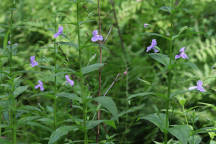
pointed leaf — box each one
[14,86,28,98]
[188,135,201,144]
[86,120,104,130]
[141,113,167,132]
[168,125,192,144]
[128,92,154,100]
[81,63,104,74]
[149,53,170,66]
[48,126,78,144]
[56,92,81,102]
[94,96,118,120]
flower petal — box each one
[188,86,197,90]
[175,54,181,59]
[180,47,185,52]
[91,36,98,42]
[98,35,103,41]
[92,30,98,35]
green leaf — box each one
[94,96,118,120]
[14,86,28,98]
[172,26,188,40]
[149,53,170,66]
[104,120,116,129]
[3,30,10,50]
[86,120,104,130]
[160,6,172,13]
[81,63,104,74]
[168,125,192,144]
[141,113,167,132]
[128,92,154,100]
[188,135,202,144]
[210,140,216,144]
[48,126,78,144]
[118,104,145,117]
[56,92,81,102]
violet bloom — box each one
[175,47,188,59]
[54,26,63,38]
[8,41,11,45]
[30,56,38,67]
[188,80,206,92]
[65,75,74,86]
[146,39,159,53]
[35,80,44,91]
[144,23,149,28]
[91,30,103,42]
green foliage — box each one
[0,0,215,143]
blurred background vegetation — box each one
[0,0,216,143]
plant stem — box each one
[53,15,57,130]
[164,0,174,143]
[97,0,102,143]
[182,106,188,125]
[9,7,16,144]
[76,1,88,143]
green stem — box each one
[53,15,57,130]
[182,106,188,125]
[9,7,16,144]
[164,1,174,143]
[76,1,88,143]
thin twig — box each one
[103,73,121,96]
[104,25,113,43]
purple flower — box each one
[144,23,149,28]
[8,41,11,45]
[91,30,103,42]
[35,80,44,91]
[188,80,206,92]
[54,26,63,38]
[65,75,74,86]
[175,47,188,59]
[30,56,38,67]
[146,39,159,53]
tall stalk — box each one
[53,15,57,130]
[8,5,16,144]
[164,0,174,143]
[76,1,88,143]
[96,0,102,143]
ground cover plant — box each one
[0,0,216,143]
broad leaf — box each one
[14,86,28,98]
[48,126,78,144]
[188,135,202,144]
[149,53,170,66]
[141,113,167,132]
[168,125,192,144]
[57,92,81,102]
[86,120,104,130]
[94,96,118,120]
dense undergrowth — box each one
[0,0,216,144]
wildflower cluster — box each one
[145,35,205,93]
[31,26,74,92]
